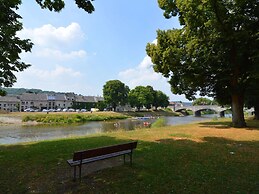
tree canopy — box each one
[153,90,169,110]
[103,80,129,111]
[146,0,259,127]
[128,86,154,111]
[0,0,33,95]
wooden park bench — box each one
[67,141,138,180]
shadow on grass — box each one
[1,135,259,193]
[198,119,259,130]
[198,121,233,129]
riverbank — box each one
[1,118,258,193]
[0,110,179,125]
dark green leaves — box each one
[0,0,33,91]
[103,80,130,111]
[35,0,95,13]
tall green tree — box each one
[128,86,154,111]
[0,0,33,96]
[153,90,169,110]
[146,0,259,127]
[103,80,129,111]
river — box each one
[0,114,221,145]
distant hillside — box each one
[1,88,56,96]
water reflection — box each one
[0,115,219,145]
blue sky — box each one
[15,0,189,102]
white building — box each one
[0,96,20,112]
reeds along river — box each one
[0,114,221,145]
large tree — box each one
[103,80,129,111]
[128,86,154,111]
[146,0,259,127]
[153,90,169,110]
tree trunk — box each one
[254,104,259,120]
[231,93,246,127]
[113,105,116,112]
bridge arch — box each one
[175,105,228,117]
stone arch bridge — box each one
[174,105,228,117]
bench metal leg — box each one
[73,166,77,181]
[130,152,132,166]
[123,154,126,164]
[79,165,82,182]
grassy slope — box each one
[0,118,259,193]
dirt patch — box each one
[0,116,22,125]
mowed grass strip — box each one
[0,118,259,193]
[21,112,129,124]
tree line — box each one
[103,80,169,111]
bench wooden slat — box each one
[67,149,131,167]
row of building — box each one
[0,93,104,112]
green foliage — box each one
[147,0,259,127]
[2,87,44,95]
[153,90,169,109]
[151,117,166,128]
[0,90,6,96]
[128,86,154,111]
[35,0,95,13]
[192,97,213,106]
[0,0,33,93]
[96,101,107,111]
[22,113,129,124]
[103,80,130,111]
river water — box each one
[0,114,220,145]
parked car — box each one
[68,108,75,112]
[24,108,34,112]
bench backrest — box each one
[73,141,138,161]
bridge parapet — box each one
[175,105,227,113]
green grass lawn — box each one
[0,118,259,193]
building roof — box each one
[47,94,66,101]
[20,93,47,101]
[0,96,20,102]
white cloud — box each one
[14,65,83,92]
[119,55,163,87]
[35,48,87,60]
[18,22,84,47]
[30,65,82,78]
[118,55,188,102]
